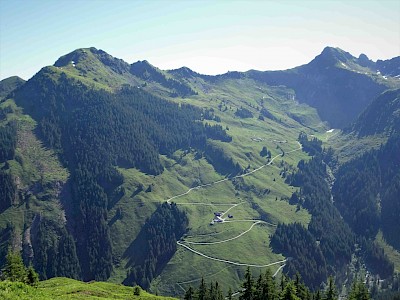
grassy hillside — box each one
[106,75,318,295]
[1,47,399,297]
[0,278,176,300]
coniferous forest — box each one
[274,134,396,288]
[182,267,388,300]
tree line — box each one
[183,268,375,300]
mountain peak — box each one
[309,46,355,68]
[167,66,199,78]
[357,53,375,68]
[54,47,130,75]
[130,60,160,78]
[53,48,90,67]
[0,76,26,99]
[131,59,155,69]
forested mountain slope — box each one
[347,88,400,137]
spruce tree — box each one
[348,280,371,300]
[2,249,26,282]
[262,268,277,300]
[240,267,255,300]
[198,277,207,300]
[324,277,338,300]
[227,287,233,300]
[25,264,39,287]
[215,281,223,300]
[281,281,300,300]
[184,286,194,300]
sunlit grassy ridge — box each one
[0,278,177,300]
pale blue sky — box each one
[1,0,399,80]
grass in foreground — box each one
[0,278,177,300]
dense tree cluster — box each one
[204,143,242,176]
[348,88,400,137]
[361,239,394,279]
[0,224,14,269]
[235,107,253,118]
[124,203,188,289]
[1,249,39,287]
[184,268,373,300]
[298,132,322,156]
[281,137,354,287]
[0,122,17,162]
[31,218,81,280]
[202,108,221,122]
[260,146,271,158]
[333,135,400,250]
[270,223,328,288]
[204,123,232,142]
[286,155,354,267]
[0,122,17,213]
[281,134,396,286]
[0,170,16,213]
[259,108,278,121]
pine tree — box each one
[294,273,309,300]
[2,249,26,282]
[198,277,207,300]
[262,268,277,300]
[240,267,255,300]
[315,290,322,300]
[184,286,194,300]
[255,273,265,300]
[208,281,215,300]
[227,287,233,300]
[324,277,337,300]
[56,231,81,279]
[348,280,370,300]
[281,281,300,300]
[215,281,223,300]
[25,264,39,287]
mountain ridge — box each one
[1,45,400,297]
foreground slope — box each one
[0,277,176,300]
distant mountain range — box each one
[1,46,399,298]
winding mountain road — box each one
[167,141,301,290]
[177,241,289,268]
[166,141,302,204]
[183,220,268,245]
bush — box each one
[133,285,141,296]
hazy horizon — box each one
[1,0,399,80]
